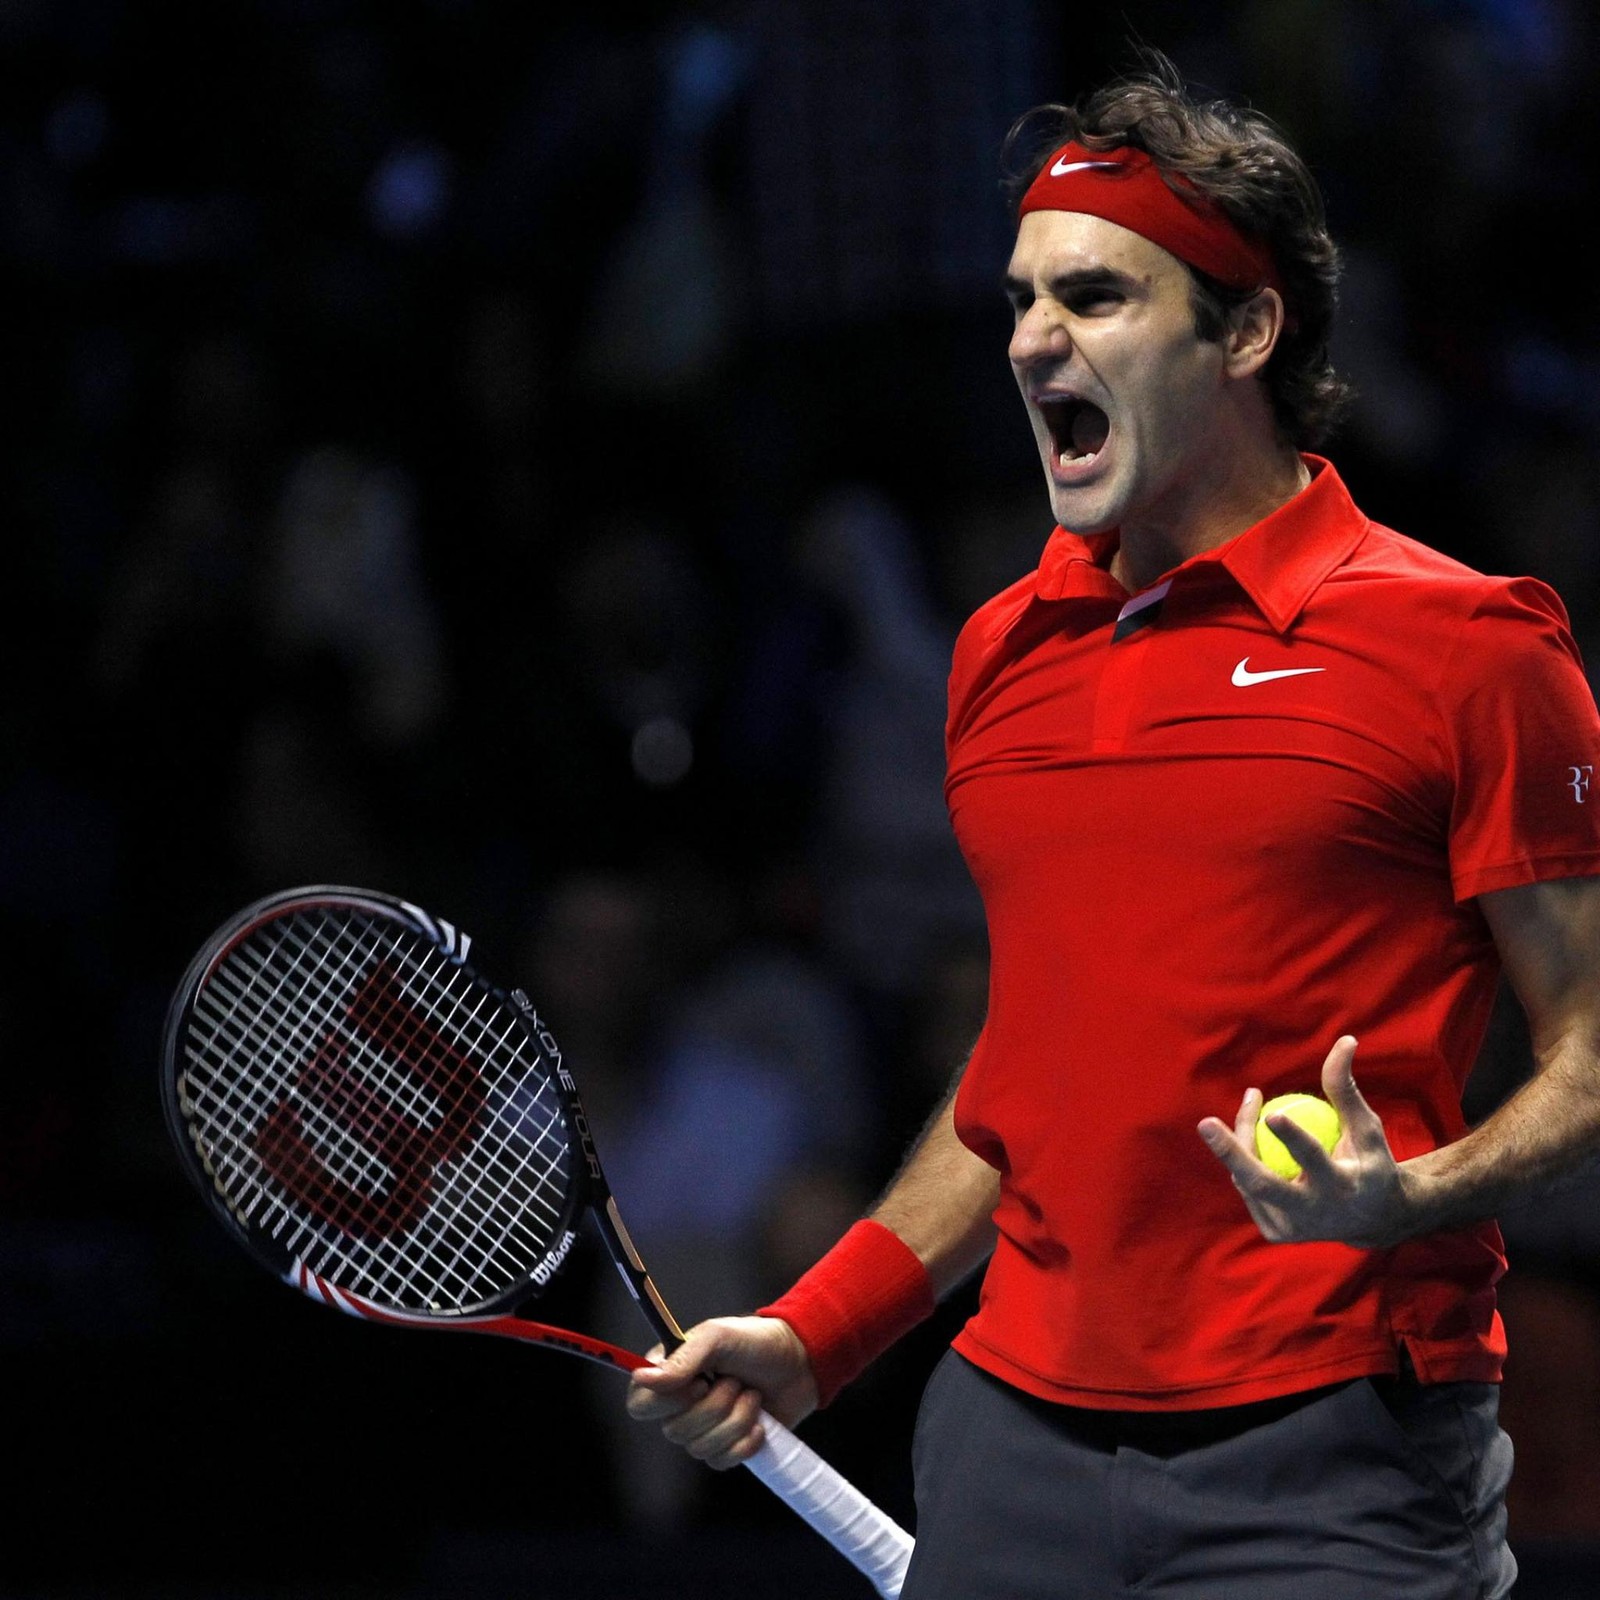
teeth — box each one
[1059,449,1098,468]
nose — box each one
[1009,299,1073,369]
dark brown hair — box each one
[1002,51,1352,448]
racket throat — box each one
[603,1196,687,1346]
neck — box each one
[1109,435,1312,595]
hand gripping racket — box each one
[161,886,913,1599]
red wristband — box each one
[757,1219,936,1408]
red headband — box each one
[1019,141,1286,302]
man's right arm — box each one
[872,1079,1002,1290]
[624,1076,999,1469]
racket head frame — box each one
[161,884,664,1328]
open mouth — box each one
[1039,395,1110,469]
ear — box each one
[1223,288,1286,380]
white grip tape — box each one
[741,1410,914,1598]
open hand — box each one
[1197,1036,1414,1249]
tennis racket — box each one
[162,884,913,1599]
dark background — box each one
[5,1,1600,1595]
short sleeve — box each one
[1439,576,1600,902]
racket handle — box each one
[742,1410,914,1599]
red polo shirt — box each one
[945,457,1600,1410]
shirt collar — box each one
[1031,455,1370,635]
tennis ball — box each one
[1255,1093,1341,1179]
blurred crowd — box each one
[4,0,1600,1593]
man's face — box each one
[1006,209,1234,539]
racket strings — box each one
[189,920,491,1299]
[195,916,566,1307]
[260,954,486,1234]
[180,906,577,1313]
[193,920,460,1226]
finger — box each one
[1198,1093,1270,1175]
[661,1374,749,1450]
[682,1384,768,1470]
[625,1370,711,1422]
[1319,1036,1376,1137]
[1232,1086,1263,1148]
[1197,1114,1244,1164]
[628,1323,727,1391]
[1197,1115,1277,1189]
[716,1414,771,1467]
[624,1342,669,1411]
[1264,1111,1339,1182]
[1198,1121,1299,1245]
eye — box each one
[1067,286,1123,313]
[1006,290,1034,319]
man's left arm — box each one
[1198,874,1600,1249]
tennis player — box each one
[628,54,1600,1597]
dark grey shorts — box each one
[904,1351,1515,1599]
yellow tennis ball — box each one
[1255,1093,1341,1179]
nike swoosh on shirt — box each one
[1232,658,1327,687]
[1050,157,1122,177]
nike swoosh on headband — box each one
[1049,157,1123,177]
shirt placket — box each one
[1092,579,1171,752]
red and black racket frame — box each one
[162,884,688,1372]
